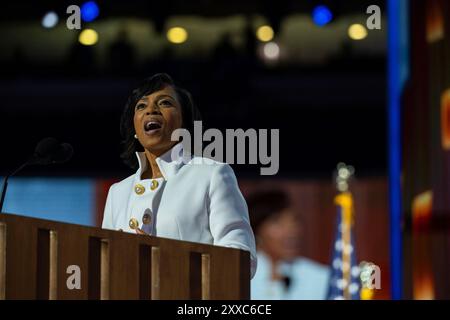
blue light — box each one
[2,178,95,227]
[81,1,100,22]
[312,5,333,26]
[388,0,409,300]
[42,11,59,29]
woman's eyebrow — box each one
[136,99,147,105]
[137,94,176,105]
[155,94,176,101]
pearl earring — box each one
[134,134,138,139]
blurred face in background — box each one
[257,208,303,262]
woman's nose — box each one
[146,103,161,115]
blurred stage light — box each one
[256,25,274,42]
[81,1,100,22]
[78,29,98,46]
[42,11,59,29]
[348,24,368,40]
[312,5,333,26]
[167,27,188,44]
[263,42,280,60]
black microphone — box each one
[33,139,74,165]
[0,137,74,212]
[53,143,74,164]
[29,137,60,165]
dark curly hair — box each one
[246,190,291,234]
[120,73,201,169]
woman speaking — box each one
[102,73,257,277]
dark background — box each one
[0,0,386,179]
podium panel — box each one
[0,213,250,300]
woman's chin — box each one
[141,138,175,154]
[141,137,163,149]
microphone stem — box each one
[0,160,32,213]
[0,178,8,213]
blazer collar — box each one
[135,143,189,180]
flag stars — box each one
[333,258,342,269]
[327,191,360,300]
[351,266,360,277]
[349,283,360,294]
[335,240,343,251]
[343,244,354,254]
[336,278,348,289]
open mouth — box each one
[144,120,162,135]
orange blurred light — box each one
[411,190,435,300]
[426,0,444,43]
[412,190,433,231]
[441,89,450,150]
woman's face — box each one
[133,85,183,156]
[258,209,303,262]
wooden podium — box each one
[0,213,250,300]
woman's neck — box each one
[141,149,164,180]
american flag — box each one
[326,192,361,300]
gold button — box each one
[142,212,151,225]
[129,218,139,230]
[134,184,145,195]
[150,180,159,191]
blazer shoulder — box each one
[108,173,136,194]
[186,156,234,174]
[181,157,237,183]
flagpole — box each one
[335,163,355,300]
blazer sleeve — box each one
[102,185,115,230]
[208,163,257,279]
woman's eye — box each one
[158,99,172,107]
[135,103,146,110]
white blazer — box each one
[102,143,257,278]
